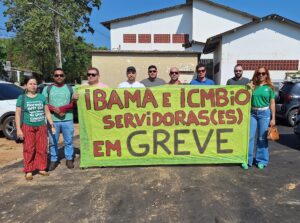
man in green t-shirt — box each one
[42,68,75,171]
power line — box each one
[92,27,110,39]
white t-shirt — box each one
[118,81,145,88]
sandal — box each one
[25,172,33,181]
[38,171,50,176]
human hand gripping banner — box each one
[76,85,251,167]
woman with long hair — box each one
[15,77,55,180]
[242,66,276,170]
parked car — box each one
[0,81,24,139]
[294,106,300,138]
[276,80,300,126]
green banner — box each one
[76,85,251,167]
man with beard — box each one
[141,65,166,87]
[42,68,75,171]
[118,66,145,88]
[226,64,250,85]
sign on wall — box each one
[77,86,251,167]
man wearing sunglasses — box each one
[168,67,181,85]
[42,68,75,171]
[141,65,166,87]
[73,67,109,101]
[190,64,215,85]
[226,64,250,85]
[118,66,145,88]
[86,67,109,88]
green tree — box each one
[0,39,9,80]
[2,0,101,80]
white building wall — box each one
[192,0,252,43]
[220,20,300,85]
[110,7,192,51]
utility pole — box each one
[53,0,62,68]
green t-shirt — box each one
[42,84,74,122]
[16,93,47,127]
[251,85,275,107]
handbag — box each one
[13,94,25,144]
[267,126,280,141]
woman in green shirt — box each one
[242,66,276,170]
[15,77,55,180]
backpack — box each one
[46,84,73,103]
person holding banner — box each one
[141,65,166,87]
[242,66,276,170]
[168,67,181,85]
[15,77,55,180]
[190,64,215,85]
[73,67,109,101]
[226,64,250,85]
[86,67,109,88]
[118,66,145,88]
[43,68,75,171]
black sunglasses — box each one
[197,69,206,73]
[54,74,64,78]
[170,71,179,75]
[87,73,97,77]
[257,72,267,76]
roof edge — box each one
[203,14,300,54]
[101,0,259,30]
[92,50,200,54]
[101,3,191,30]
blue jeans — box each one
[248,109,270,166]
[48,120,74,162]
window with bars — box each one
[154,34,171,43]
[123,34,136,43]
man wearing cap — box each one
[226,64,250,85]
[118,66,145,88]
[141,65,166,87]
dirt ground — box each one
[0,123,79,167]
[0,124,299,222]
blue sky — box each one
[1,0,300,48]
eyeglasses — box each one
[234,70,243,73]
[197,69,206,73]
[54,74,64,78]
[149,70,157,73]
[170,71,179,75]
[87,73,97,77]
[257,72,267,76]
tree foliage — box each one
[1,0,102,82]
[0,41,7,79]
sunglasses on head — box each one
[170,71,178,75]
[54,74,64,78]
[87,73,97,77]
[197,69,206,73]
